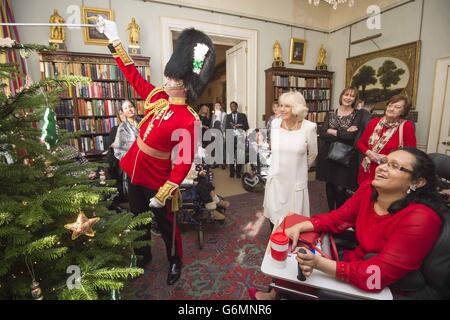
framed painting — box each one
[82,6,114,45]
[346,41,421,110]
[289,38,306,65]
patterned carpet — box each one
[123,180,328,300]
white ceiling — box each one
[144,0,409,32]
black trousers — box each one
[128,181,181,263]
[325,182,350,211]
[228,137,243,177]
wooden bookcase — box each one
[39,51,150,157]
[265,67,334,125]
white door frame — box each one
[427,56,450,153]
[160,16,258,128]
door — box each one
[438,64,450,154]
[226,41,247,115]
[428,57,450,154]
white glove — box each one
[149,197,164,208]
[95,16,120,42]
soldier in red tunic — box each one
[96,17,216,285]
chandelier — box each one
[308,0,355,10]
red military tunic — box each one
[109,41,198,203]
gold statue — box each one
[316,45,327,70]
[49,9,65,43]
[127,18,140,47]
[272,41,284,67]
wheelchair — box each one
[176,164,227,249]
[241,129,271,192]
[271,153,450,300]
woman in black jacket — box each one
[316,87,363,210]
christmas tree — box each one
[0,39,151,300]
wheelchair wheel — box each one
[242,172,256,192]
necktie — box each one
[233,114,237,124]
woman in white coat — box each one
[263,91,318,229]
[250,91,318,300]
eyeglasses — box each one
[379,158,413,174]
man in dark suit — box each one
[225,101,249,178]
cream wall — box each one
[12,0,328,128]
[328,0,407,30]
[328,0,450,149]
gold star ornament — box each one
[64,212,100,240]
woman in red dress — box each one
[284,148,446,296]
[356,95,416,184]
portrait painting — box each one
[289,38,306,65]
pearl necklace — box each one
[282,120,301,131]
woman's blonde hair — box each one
[278,91,308,120]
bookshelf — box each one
[39,51,150,156]
[265,67,334,125]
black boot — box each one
[167,259,182,285]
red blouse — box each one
[356,117,416,184]
[310,181,442,292]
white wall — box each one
[328,0,450,148]
[12,0,328,128]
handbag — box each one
[276,213,339,261]
[326,141,354,167]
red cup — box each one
[270,232,289,263]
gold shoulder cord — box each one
[187,105,200,121]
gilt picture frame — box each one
[346,41,421,110]
[289,38,306,65]
[82,6,114,45]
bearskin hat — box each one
[164,28,216,104]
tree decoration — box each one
[64,212,100,240]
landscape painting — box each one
[346,41,421,110]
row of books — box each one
[306,111,329,123]
[56,98,145,118]
[273,87,331,101]
[75,135,112,153]
[78,118,119,134]
[41,62,70,79]
[75,82,124,99]
[77,99,123,117]
[72,63,125,80]
[273,76,329,88]
[318,78,331,89]
[307,100,331,112]
[287,76,308,88]
[41,61,150,81]
[127,83,143,99]
[57,119,77,132]
[301,89,319,100]
[55,99,74,117]
[318,89,331,100]
[135,100,145,115]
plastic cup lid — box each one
[271,232,289,245]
